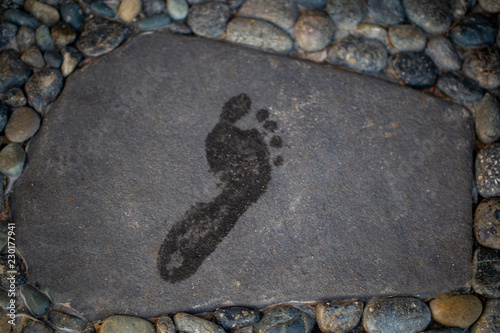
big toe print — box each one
[157,93,284,283]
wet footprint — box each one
[157,93,283,283]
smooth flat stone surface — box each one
[12,32,473,321]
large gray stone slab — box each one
[12,32,473,321]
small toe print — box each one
[264,120,278,132]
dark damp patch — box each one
[264,120,278,132]
[273,155,284,166]
[256,109,269,122]
[157,93,283,283]
[270,135,283,148]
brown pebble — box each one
[430,292,483,328]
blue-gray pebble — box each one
[254,306,315,333]
[91,0,117,18]
[474,93,500,144]
[167,0,188,20]
[4,9,39,29]
[16,26,36,53]
[437,73,484,106]
[472,246,500,297]
[0,23,18,48]
[47,310,89,332]
[238,0,299,33]
[138,14,172,30]
[326,0,366,29]
[20,284,50,317]
[36,25,55,52]
[389,25,426,52]
[367,0,405,25]
[463,47,500,89]
[187,1,231,38]
[215,307,261,331]
[298,0,327,10]
[449,0,477,19]
[21,47,45,68]
[76,17,130,57]
[450,14,497,48]
[327,35,388,73]
[44,50,62,68]
[24,68,64,113]
[401,0,451,34]
[0,103,8,133]
[425,36,462,71]
[143,0,166,16]
[391,52,438,89]
[1,87,26,108]
[60,2,84,31]
[0,49,31,93]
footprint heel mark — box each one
[158,93,283,283]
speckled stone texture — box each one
[11,32,473,321]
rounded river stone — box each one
[316,301,363,333]
[76,16,130,57]
[327,35,387,73]
[429,292,482,329]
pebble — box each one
[142,0,166,17]
[61,46,82,76]
[36,25,55,52]
[16,26,36,53]
[429,292,482,328]
[475,198,500,251]
[0,103,8,133]
[0,143,25,178]
[156,315,175,333]
[327,35,388,73]
[118,0,141,22]
[0,49,31,93]
[186,1,231,38]
[471,299,500,333]
[51,22,77,50]
[355,23,388,44]
[294,11,335,52]
[20,284,51,317]
[0,255,27,291]
[450,14,497,49]
[476,143,500,197]
[316,301,364,333]
[5,106,41,143]
[2,87,27,108]
[297,0,327,10]
[436,73,484,106]
[390,52,438,89]
[44,50,63,68]
[388,25,426,52]
[167,0,188,20]
[173,312,225,333]
[24,0,60,26]
[24,68,64,113]
[326,0,366,29]
[166,21,192,35]
[449,0,477,19]
[228,0,246,10]
[238,0,298,33]
[474,93,500,144]
[47,309,89,332]
[362,297,431,333]
[425,36,462,71]
[478,0,500,13]
[463,47,500,89]
[76,17,130,57]
[254,306,315,333]
[226,17,293,54]
[17,316,53,333]
[4,9,40,29]
[0,23,18,48]
[472,247,500,297]
[0,288,11,310]
[367,0,405,25]
[21,47,45,68]
[401,0,451,34]
[137,14,172,30]
[214,307,261,331]
[100,315,155,333]
[91,0,117,18]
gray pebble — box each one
[226,17,293,54]
[215,307,261,331]
[61,46,82,76]
[166,21,192,35]
[475,143,500,197]
[186,1,230,38]
[76,16,130,57]
[388,25,426,52]
[142,0,166,16]
[474,93,500,144]
[436,73,484,106]
[167,0,188,20]
[474,198,500,249]
[355,23,388,44]
[294,11,334,52]
[471,299,500,333]
[297,0,326,10]
[367,0,405,25]
[60,1,84,31]
[100,315,155,333]
[47,310,88,331]
[401,0,451,34]
[0,103,8,133]
[138,14,172,30]
[478,0,500,13]
[0,49,31,93]
[418,329,464,333]
[25,68,64,113]
[51,21,77,50]
[5,106,40,142]
[450,14,497,49]
[16,26,36,53]
[0,288,12,310]
[425,36,462,71]
[327,35,388,73]
[0,23,18,48]
[17,316,53,333]
[36,25,55,52]
[316,301,363,333]
[4,9,40,30]
[228,0,246,10]
[173,312,225,333]
[326,0,366,29]
[238,0,298,33]
[44,50,63,68]
[472,247,500,297]
[254,306,315,333]
[390,52,437,89]
[362,297,431,333]
[449,0,476,19]
[20,284,51,317]
[21,47,45,68]
[463,47,500,89]
[24,0,60,26]
[1,87,27,108]
[0,143,25,178]
[156,315,175,333]
[91,0,117,18]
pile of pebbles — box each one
[1,0,500,332]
